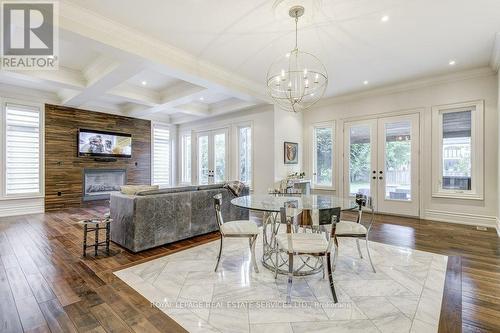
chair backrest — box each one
[280,206,341,234]
[213,193,224,229]
[355,193,374,226]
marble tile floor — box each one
[114,230,447,333]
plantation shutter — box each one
[152,124,170,187]
[5,103,41,195]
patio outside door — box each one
[196,129,229,185]
[344,114,420,216]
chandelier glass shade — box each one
[266,6,328,112]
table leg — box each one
[94,225,99,256]
[105,222,110,255]
[83,224,87,257]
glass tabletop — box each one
[231,194,357,212]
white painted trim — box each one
[424,209,497,228]
[431,100,484,200]
[0,198,44,218]
[497,218,500,237]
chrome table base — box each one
[261,211,324,276]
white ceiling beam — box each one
[129,82,208,118]
[0,66,85,90]
[173,103,210,117]
[59,1,270,104]
[62,58,146,107]
[107,84,160,107]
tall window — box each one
[238,126,252,186]
[432,101,483,199]
[4,103,42,196]
[180,133,191,184]
[152,124,170,187]
[312,122,334,188]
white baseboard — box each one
[0,198,44,218]
[424,209,497,229]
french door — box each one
[196,129,229,185]
[344,114,420,216]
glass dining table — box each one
[231,194,357,276]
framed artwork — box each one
[284,142,298,164]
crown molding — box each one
[315,66,495,107]
[490,33,500,72]
[59,2,269,103]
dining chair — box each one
[333,194,376,273]
[277,205,341,303]
[213,194,259,273]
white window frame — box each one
[236,122,253,188]
[1,98,44,199]
[151,122,172,188]
[431,100,484,200]
[312,121,335,190]
[179,131,192,185]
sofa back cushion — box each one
[137,185,198,196]
[120,185,159,195]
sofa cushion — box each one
[197,183,225,191]
[120,185,159,195]
[137,185,198,196]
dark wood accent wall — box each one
[44,104,151,211]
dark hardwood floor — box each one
[0,206,498,333]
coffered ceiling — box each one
[1,0,499,123]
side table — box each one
[79,216,112,257]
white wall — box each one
[497,72,500,233]
[178,105,275,194]
[273,106,303,182]
[303,68,498,227]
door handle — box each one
[379,171,383,174]
[372,176,376,180]
[379,176,383,180]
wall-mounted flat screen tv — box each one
[78,129,132,158]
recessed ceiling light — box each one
[141,81,147,85]
[363,80,369,85]
[448,60,456,66]
[381,15,389,22]
[199,97,204,101]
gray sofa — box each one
[110,183,249,252]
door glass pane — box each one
[239,127,252,185]
[314,127,333,187]
[384,121,411,200]
[214,133,226,183]
[198,135,209,185]
[442,110,472,190]
[349,125,371,196]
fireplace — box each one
[83,169,126,201]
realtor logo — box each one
[1,1,59,70]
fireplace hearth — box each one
[83,169,126,201]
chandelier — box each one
[266,5,328,113]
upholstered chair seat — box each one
[335,220,368,235]
[276,233,329,254]
[220,220,259,236]
[213,194,260,273]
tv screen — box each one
[78,129,132,158]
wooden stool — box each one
[79,215,112,257]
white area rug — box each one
[115,231,447,333]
